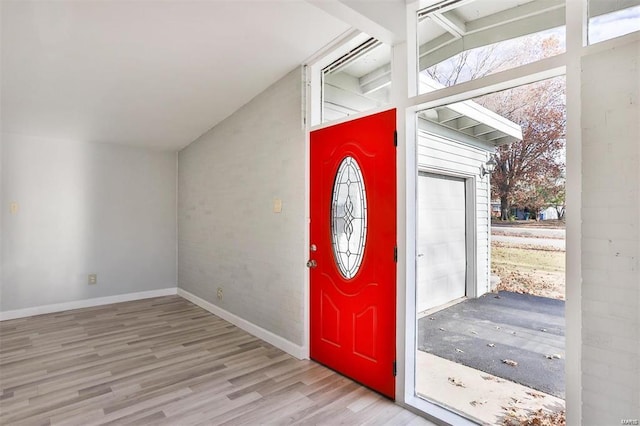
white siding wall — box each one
[417,125,492,299]
[178,68,306,349]
[581,40,640,424]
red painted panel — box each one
[353,306,377,361]
[310,109,396,399]
[321,291,340,347]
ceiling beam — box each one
[306,0,402,45]
[419,7,565,71]
[466,0,564,34]
[419,38,463,72]
[435,107,463,123]
[436,9,467,36]
[588,0,640,18]
[418,0,476,18]
[419,31,458,57]
[452,116,477,130]
[359,63,391,94]
[413,54,566,115]
[461,123,493,137]
[306,0,394,45]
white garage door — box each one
[417,173,467,313]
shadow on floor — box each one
[417,291,565,398]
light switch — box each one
[10,202,19,215]
[273,198,282,213]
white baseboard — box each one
[0,288,178,321]
[177,288,306,360]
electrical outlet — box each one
[216,288,223,300]
[88,274,97,285]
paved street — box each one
[491,225,566,250]
[491,226,565,239]
[492,234,565,249]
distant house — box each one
[540,206,560,220]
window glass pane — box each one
[331,156,367,279]
[588,1,640,44]
[322,37,391,123]
[418,0,566,93]
[414,76,567,423]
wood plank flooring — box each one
[0,296,433,425]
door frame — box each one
[417,168,478,306]
[308,108,397,398]
[302,86,398,362]
[302,27,401,360]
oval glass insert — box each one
[331,156,367,279]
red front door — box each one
[309,109,396,399]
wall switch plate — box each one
[88,274,97,285]
[273,199,282,213]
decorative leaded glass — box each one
[331,156,367,279]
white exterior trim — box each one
[403,1,574,422]
[0,288,178,321]
[410,54,566,112]
[564,1,585,424]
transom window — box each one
[322,36,391,123]
[417,0,566,92]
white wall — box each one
[1,134,177,312]
[178,68,306,347]
[581,39,640,424]
[417,124,491,305]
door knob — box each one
[306,259,317,268]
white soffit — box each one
[419,77,523,147]
[1,1,349,150]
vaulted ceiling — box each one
[1,1,353,150]
[4,0,600,151]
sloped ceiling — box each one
[0,1,350,150]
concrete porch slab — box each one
[417,291,565,398]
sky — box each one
[588,5,640,44]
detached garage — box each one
[415,90,522,314]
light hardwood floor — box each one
[0,296,433,425]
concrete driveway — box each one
[417,291,565,398]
